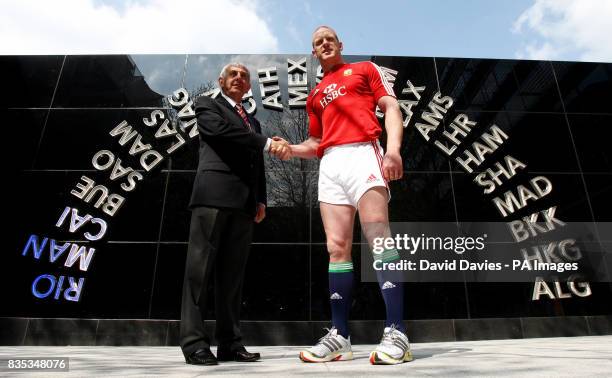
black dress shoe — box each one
[217,346,261,362]
[186,348,218,365]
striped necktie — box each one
[235,103,252,131]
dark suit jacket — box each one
[189,94,268,216]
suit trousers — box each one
[180,206,253,357]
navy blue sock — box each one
[328,261,354,338]
[375,249,406,333]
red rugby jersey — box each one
[307,61,395,158]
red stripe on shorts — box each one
[371,141,388,188]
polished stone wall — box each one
[2,54,611,325]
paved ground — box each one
[1,336,611,377]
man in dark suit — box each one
[180,62,289,365]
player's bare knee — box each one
[327,238,351,261]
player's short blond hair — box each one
[311,25,340,47]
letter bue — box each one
[69,177,126,217]
[101,194,125,217]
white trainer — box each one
[370,325,413,365]
[299,327,353,362]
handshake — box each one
[268,136,292,160]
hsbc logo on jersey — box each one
[322,83,337,94]
[319,83,347,108]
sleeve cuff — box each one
[264,138,272,152]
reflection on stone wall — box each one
[3,54,611,320]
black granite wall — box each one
[2,54,611,327]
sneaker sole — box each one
[299,350,353,363]
[369,350,413,365]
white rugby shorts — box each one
[318,141,390,207]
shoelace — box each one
[380,324,400,345]
[317,327,336,344]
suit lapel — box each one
[216,95,252,131]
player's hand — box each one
[382,151,403,181]
[270,137,291,160]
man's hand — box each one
[254,203,266,223]
[382,151,403,181]
[269,136,291,160]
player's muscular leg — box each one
[358,187,391,247]
[320,203,356,262]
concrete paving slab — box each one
[1,335,611,377]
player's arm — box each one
[378,95,403,181]
[290,136,321,159]
[289,92,322,159]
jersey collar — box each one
[324,62,349,77]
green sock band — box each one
[329,261,354,273]
[376,248,400,263]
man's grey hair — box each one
[219,62,250,80]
